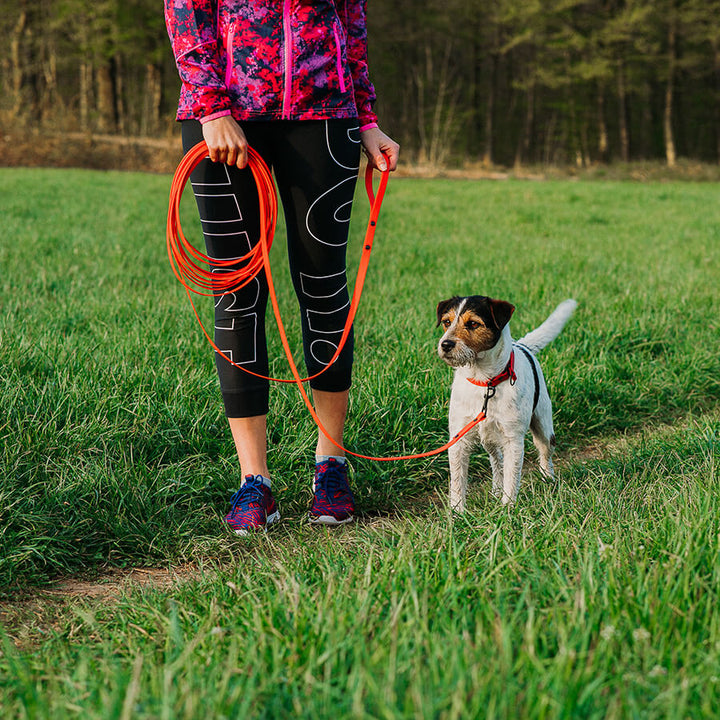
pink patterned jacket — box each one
[164,0,377,127]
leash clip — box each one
[482,386,496,415]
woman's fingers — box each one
[202,116,248,167]
[360,126,400,172]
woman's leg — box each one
[181,120,273,478]
[312,388,349,457]
[181,119,359,524]
[228,416,269,478]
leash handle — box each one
[364,152,390,207]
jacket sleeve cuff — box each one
[359,122,378,132]
[200,109,233,124]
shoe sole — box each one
[232,510,281,537]
[308,513,354,526]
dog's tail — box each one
[516,299,577,354]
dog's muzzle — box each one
[439,338,470,367]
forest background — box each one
[2,0,720,170]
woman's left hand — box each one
[360,126,400,172]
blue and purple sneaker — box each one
[309,459,355,526]
[225,475,279,536]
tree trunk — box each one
[413,47,428,164]
[96,61,116,133]
[115,54,125,134]
[597,81,609,162]
[664,15,677,167]
[580,111,590,167]
[617,59,629,162]
[142,63,163,136]
[544,112,558,165]
[80,60,92,132]
[40,40,59,122]
[482,53,497,167]
[466,29,478,158]
[515,82,535,168]
[567,93,584,168]
[10,10,28,119]
[714,43,720,163]
[428,41,458,167]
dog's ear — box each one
[487,298,515,331]
[436,297,457,326]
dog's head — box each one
[436,295,515,367]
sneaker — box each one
[309,459,355,526]
[225,475,280,536]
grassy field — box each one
[0,166,719,718]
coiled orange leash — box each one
[167,141,488,461]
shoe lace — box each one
[229,476,265,511]
[317,463,349,499]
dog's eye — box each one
[442,318,452,328]
[466,320,480,330]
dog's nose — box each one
[441,339,456,353]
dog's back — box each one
[517,299,577,354]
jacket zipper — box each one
[224,21,236,89]
[332,22,347,94]
[282,0,292,119]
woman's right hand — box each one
[201,115,248,167]
[360,126,400,173]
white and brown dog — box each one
[436,296,577,510]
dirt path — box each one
[0,564,208,648]
[38,564,206,599]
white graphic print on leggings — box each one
[191,164,260,366]
[302,122,361,366]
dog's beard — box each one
[438,343,476,368]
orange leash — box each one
[167,141,488,461]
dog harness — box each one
[514,343,541,412]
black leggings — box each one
[182,119,361,418]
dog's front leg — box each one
[501,438,525,505]
[485,444,504,498]
[448,437,471,513]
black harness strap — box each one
[515,344,540,412]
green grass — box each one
[0,167,719,718]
